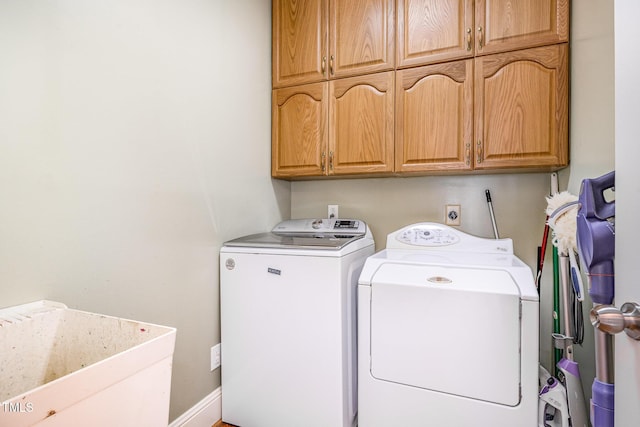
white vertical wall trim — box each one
[169,387,221,427]
[614,2,640,425]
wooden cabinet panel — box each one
[273,0,328,88]
[273,73,394,178]
[330,0,395,78]
[273,0,394,88]
[474,44,568,170]
[476,0,569,55]
[272,1,570,179]
[397,0,474,68]
[396,60,473,172]
[272,83,328,177]
[397,0,569,67]
[330,72,395,175]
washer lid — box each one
[223,218,368,250]
[223,231,365,250]
[369,263,522,406]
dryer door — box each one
[369,263,522,406]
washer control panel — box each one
[273,218,365,234]
[387,222,513,254]
[396,225,460,246]
[333,219,360,229]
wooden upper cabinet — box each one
[273,0,394,88]
[397,0,474,68]
[272,73,394,178]
[329,0,395,79]
[476,0,569,56]
[271,0,570,179]
[397,0,569,68]
[474,44,568,170]
[272,83,328,178]
[273,0,328,88]
[396,60,473,173]
[330,72,395,175]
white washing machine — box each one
[358,223,539,426]
[220,218,375,427]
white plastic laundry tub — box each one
[0,300,176,427]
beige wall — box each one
[563,0,615,402]
[292,0,615,400]
[0,0,289,421]
[0,0,614,421]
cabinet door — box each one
[476,0,569,56]
[474,44,568,170]
[396,60,473,173]
[329,72,395,175]
[272,83,328,178]
[329,0,395,78]
[273,0,328,88]
[397,0,474,68]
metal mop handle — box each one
[485,190,499,239]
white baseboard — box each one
[169,387,221,427]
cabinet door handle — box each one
[321,56,326,75]
[321,152,326,172]
[476,140,483,164]
[465,142,471,165]
[466,28,472,51]
[330,55,334,76]
[329,151,334,171]
[477,26,484,49]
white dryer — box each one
[358,223,539,426]
[220,218,374,427]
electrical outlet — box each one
[328,204,339,219]
[445,204,461,226]
[211,344,221,371]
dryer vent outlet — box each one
[445,205,461,226]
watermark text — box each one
[2,401,34,413]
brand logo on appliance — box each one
[225,259,235,270]
[427,276,452,284]
[268,267,281,276]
